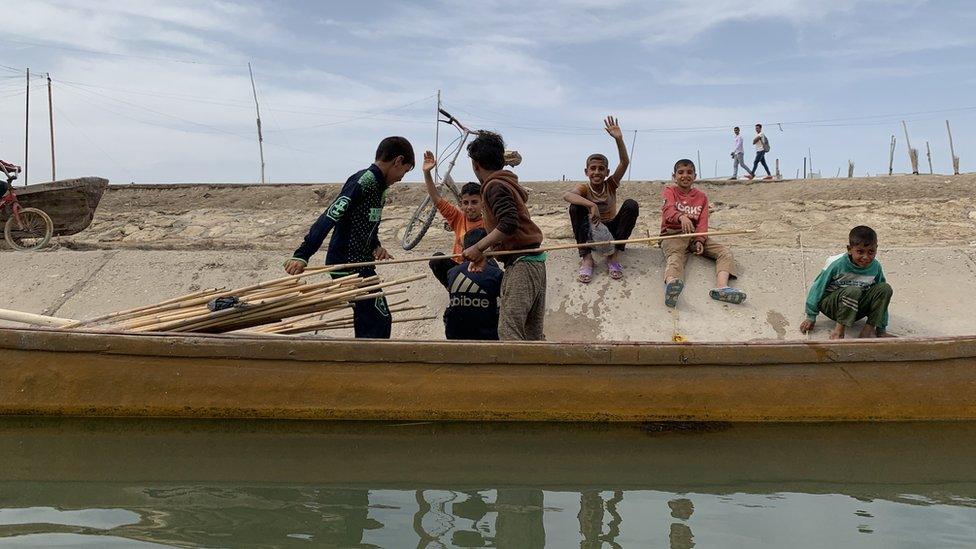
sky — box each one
[0,0,974,184]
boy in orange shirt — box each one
[422,150,484,288]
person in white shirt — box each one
[751,123,773,180]
[729,127,753,180]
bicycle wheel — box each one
[400,194,438,250]
[5,207,54,251]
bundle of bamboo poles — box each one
[60,271,430,336]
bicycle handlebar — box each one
[438,108,473,133]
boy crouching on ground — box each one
[420,150,485,288]
[444,228,502,340]
[563,116,638,283]
[660,159,746,307]
[283,136,415,339]
[462,131,546,341]
[800,225,893,339]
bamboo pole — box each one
[273,304,425,334]
[0,307,74,327]
[153,275,423,334]
[307,230,757,272]
[312,315,437,332]
[61,287,226,328]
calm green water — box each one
[1,419,975,548]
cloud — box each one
[0,0,972,183]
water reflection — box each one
[2,419,976,547]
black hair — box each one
[673,158,696,173]
[462,227,488,249]
[467,131,505,171]
[755,123,763,129]
[733,126,740,131]
[586,153,609,167]
[849,225,878,247]
[375,136,415,166]
[460,182,482,197]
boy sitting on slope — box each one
[421,150,484,289]
[563,116,639,282]
[800,225,893,339]
[660,159,746,307]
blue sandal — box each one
[665,280,684,308]
[710,286,747,304]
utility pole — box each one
[946,119,960,175]
[902,120,919,174]
[627,129,636,181]
[247,62,266,184]
[24,68,29,186]
[434,90,441,181]
[888,135,896,175]
[696,150,701,174]
[47,73,56,182]
[925,141,932,174]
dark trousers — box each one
[429,253,455,289]
[569,199,639,257]
[332,269,391,339]
[752,150,771,175]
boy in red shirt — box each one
[660,159,746,307]
[421,150,485,288]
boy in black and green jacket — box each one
[283,136,415,339]
[800,225,894,339]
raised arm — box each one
[421,150,443,203]
[605,116,630,182]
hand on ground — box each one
[422,150,436,173]
[373,246,393,261]
[284,259,306,275]
[799,319,815,334]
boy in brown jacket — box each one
[462,131,546,340]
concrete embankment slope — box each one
[3,246,974,342]
[1,176,975,341]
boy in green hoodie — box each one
[800,225,893,339]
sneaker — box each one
[763,175,774,180]
[745,174,755,180]
[728,176,737,180]
[665,279,684,308]
[709,286,747,304]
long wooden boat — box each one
[1,326,975,422]
[0,177,108,236]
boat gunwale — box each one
[2,326,974,367]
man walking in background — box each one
[730,126,753,180]
[751,123,773,180]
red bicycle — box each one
[1,160,54,251]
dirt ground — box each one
[56,174,976,252]
[3,174,976,342]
